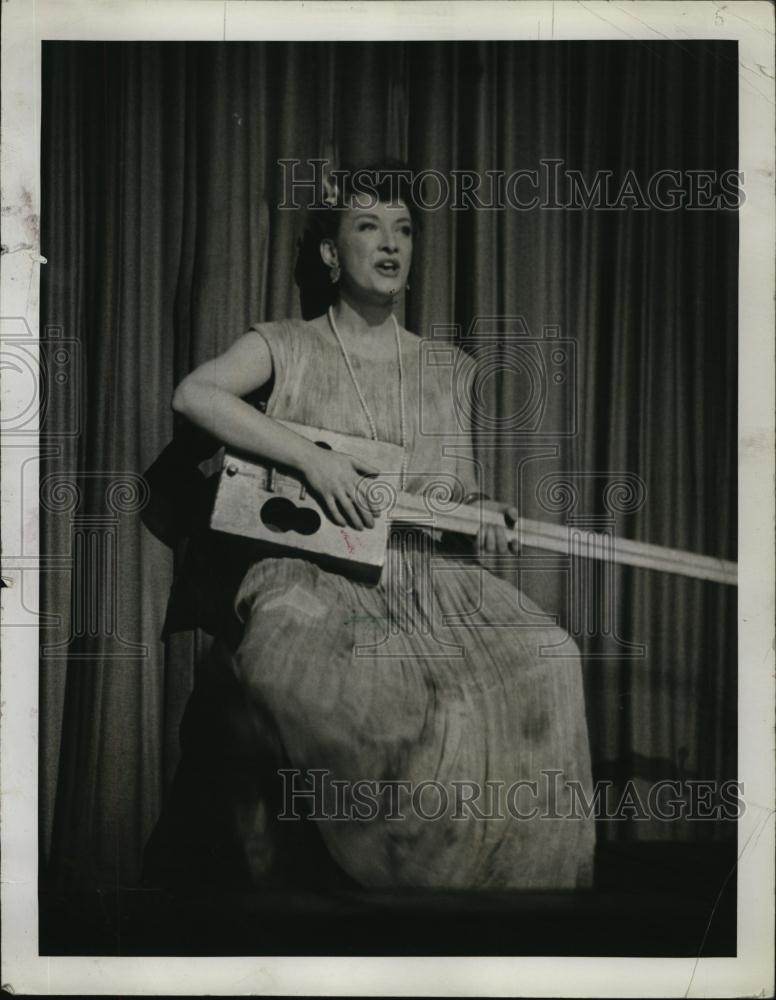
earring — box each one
[406,281,411,292]
[329,262,340,284]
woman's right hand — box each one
[302,447,382,530]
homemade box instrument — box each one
[210,419,507,582]
[210,420,737,586]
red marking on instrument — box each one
[340,529,355,554]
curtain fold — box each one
[40,40,738,887]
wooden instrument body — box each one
[210,420,507,582]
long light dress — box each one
[230,316,596,890]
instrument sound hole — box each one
[260,496,321,536]
[314,440,332,450]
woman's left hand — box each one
[475,500,520,556]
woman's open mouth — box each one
[375,260,401,276]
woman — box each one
[170,164,596,890]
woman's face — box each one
[323,195,413,305]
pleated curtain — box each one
[40,40,738,888]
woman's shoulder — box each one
[247,316,325,356]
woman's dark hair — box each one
[294,158,421,319]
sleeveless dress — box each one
[231,317,596,890]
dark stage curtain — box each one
[40,40,738,889]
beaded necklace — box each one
[327,305,408,491]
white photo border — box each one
[1,1,773,996]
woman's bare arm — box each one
[171,332,379,529]
[172,332,317,473]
